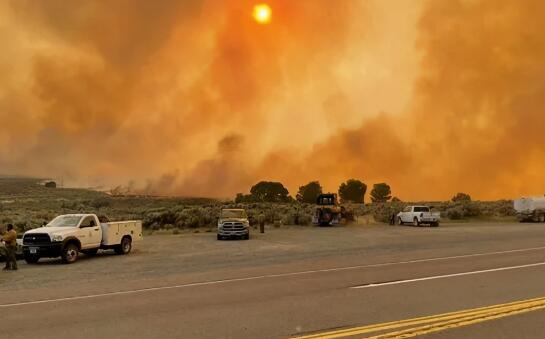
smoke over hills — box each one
[1,0,544,200]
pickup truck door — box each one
[78,216,102,249]
[401,207,412,222]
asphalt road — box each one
[1,222,545,339]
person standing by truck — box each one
[258,211,266,234]
[2,224,17,270]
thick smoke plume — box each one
[1,0,544,200]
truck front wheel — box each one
[61,243,79,264]
[115,237,132,255]
[413,217,420,227]
[24,253,40,264]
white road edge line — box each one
[351,261,545,289]
[2,246,545,308]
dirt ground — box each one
[1,221,543,296]
[0,223,540,291]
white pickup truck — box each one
[22,214,143,264]
[397,206,440,227]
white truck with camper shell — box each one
[397,206,440,227]
[22,214,142,264]
[514,197,545,222]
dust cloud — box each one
[0,0,543,200]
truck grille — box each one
[23,233,51,245]
[221,222,245,230]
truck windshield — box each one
[48,215,83,227]
[221,210,247,219]
[414,207,430,212]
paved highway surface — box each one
[1,222,545,338]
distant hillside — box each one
[0,177,222,232]
[0,177,105,200]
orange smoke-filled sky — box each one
[1,0,545,200]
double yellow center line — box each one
[291,296,545,339]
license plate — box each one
[30,247,38,254]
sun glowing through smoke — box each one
[252,4,272,24]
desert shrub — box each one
[372,202,405,223]
[463,202,481,217]
[44,181,57,188]
[342,208,356,222]
[452,193,472,202]
[297,213,312,225]
[496,200,516,216]
[90,197,112,209]
[446,206,464,219]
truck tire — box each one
[61,243,79,264]
[243,233,250,240]
[413,217,420,227]
[539,214,545,223]
[82,248,98,256]
[24,253,40,264]
[398,217,404,225]
[115,236,132,255]
[217,234,223,240]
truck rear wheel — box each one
[24,253,40,264]
[115,237,132,255]
[61,243,79,264]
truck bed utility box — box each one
[101,221,143,246]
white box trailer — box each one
[514,197,545,222]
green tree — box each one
[235,193,254,203]
[370,183,392,203]
[452,192,471,202]
[250,181,291,202]
[296,181,323,203]
[338,179,367,203]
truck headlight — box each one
[51,234,63,242]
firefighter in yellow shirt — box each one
[2,224,17,271]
